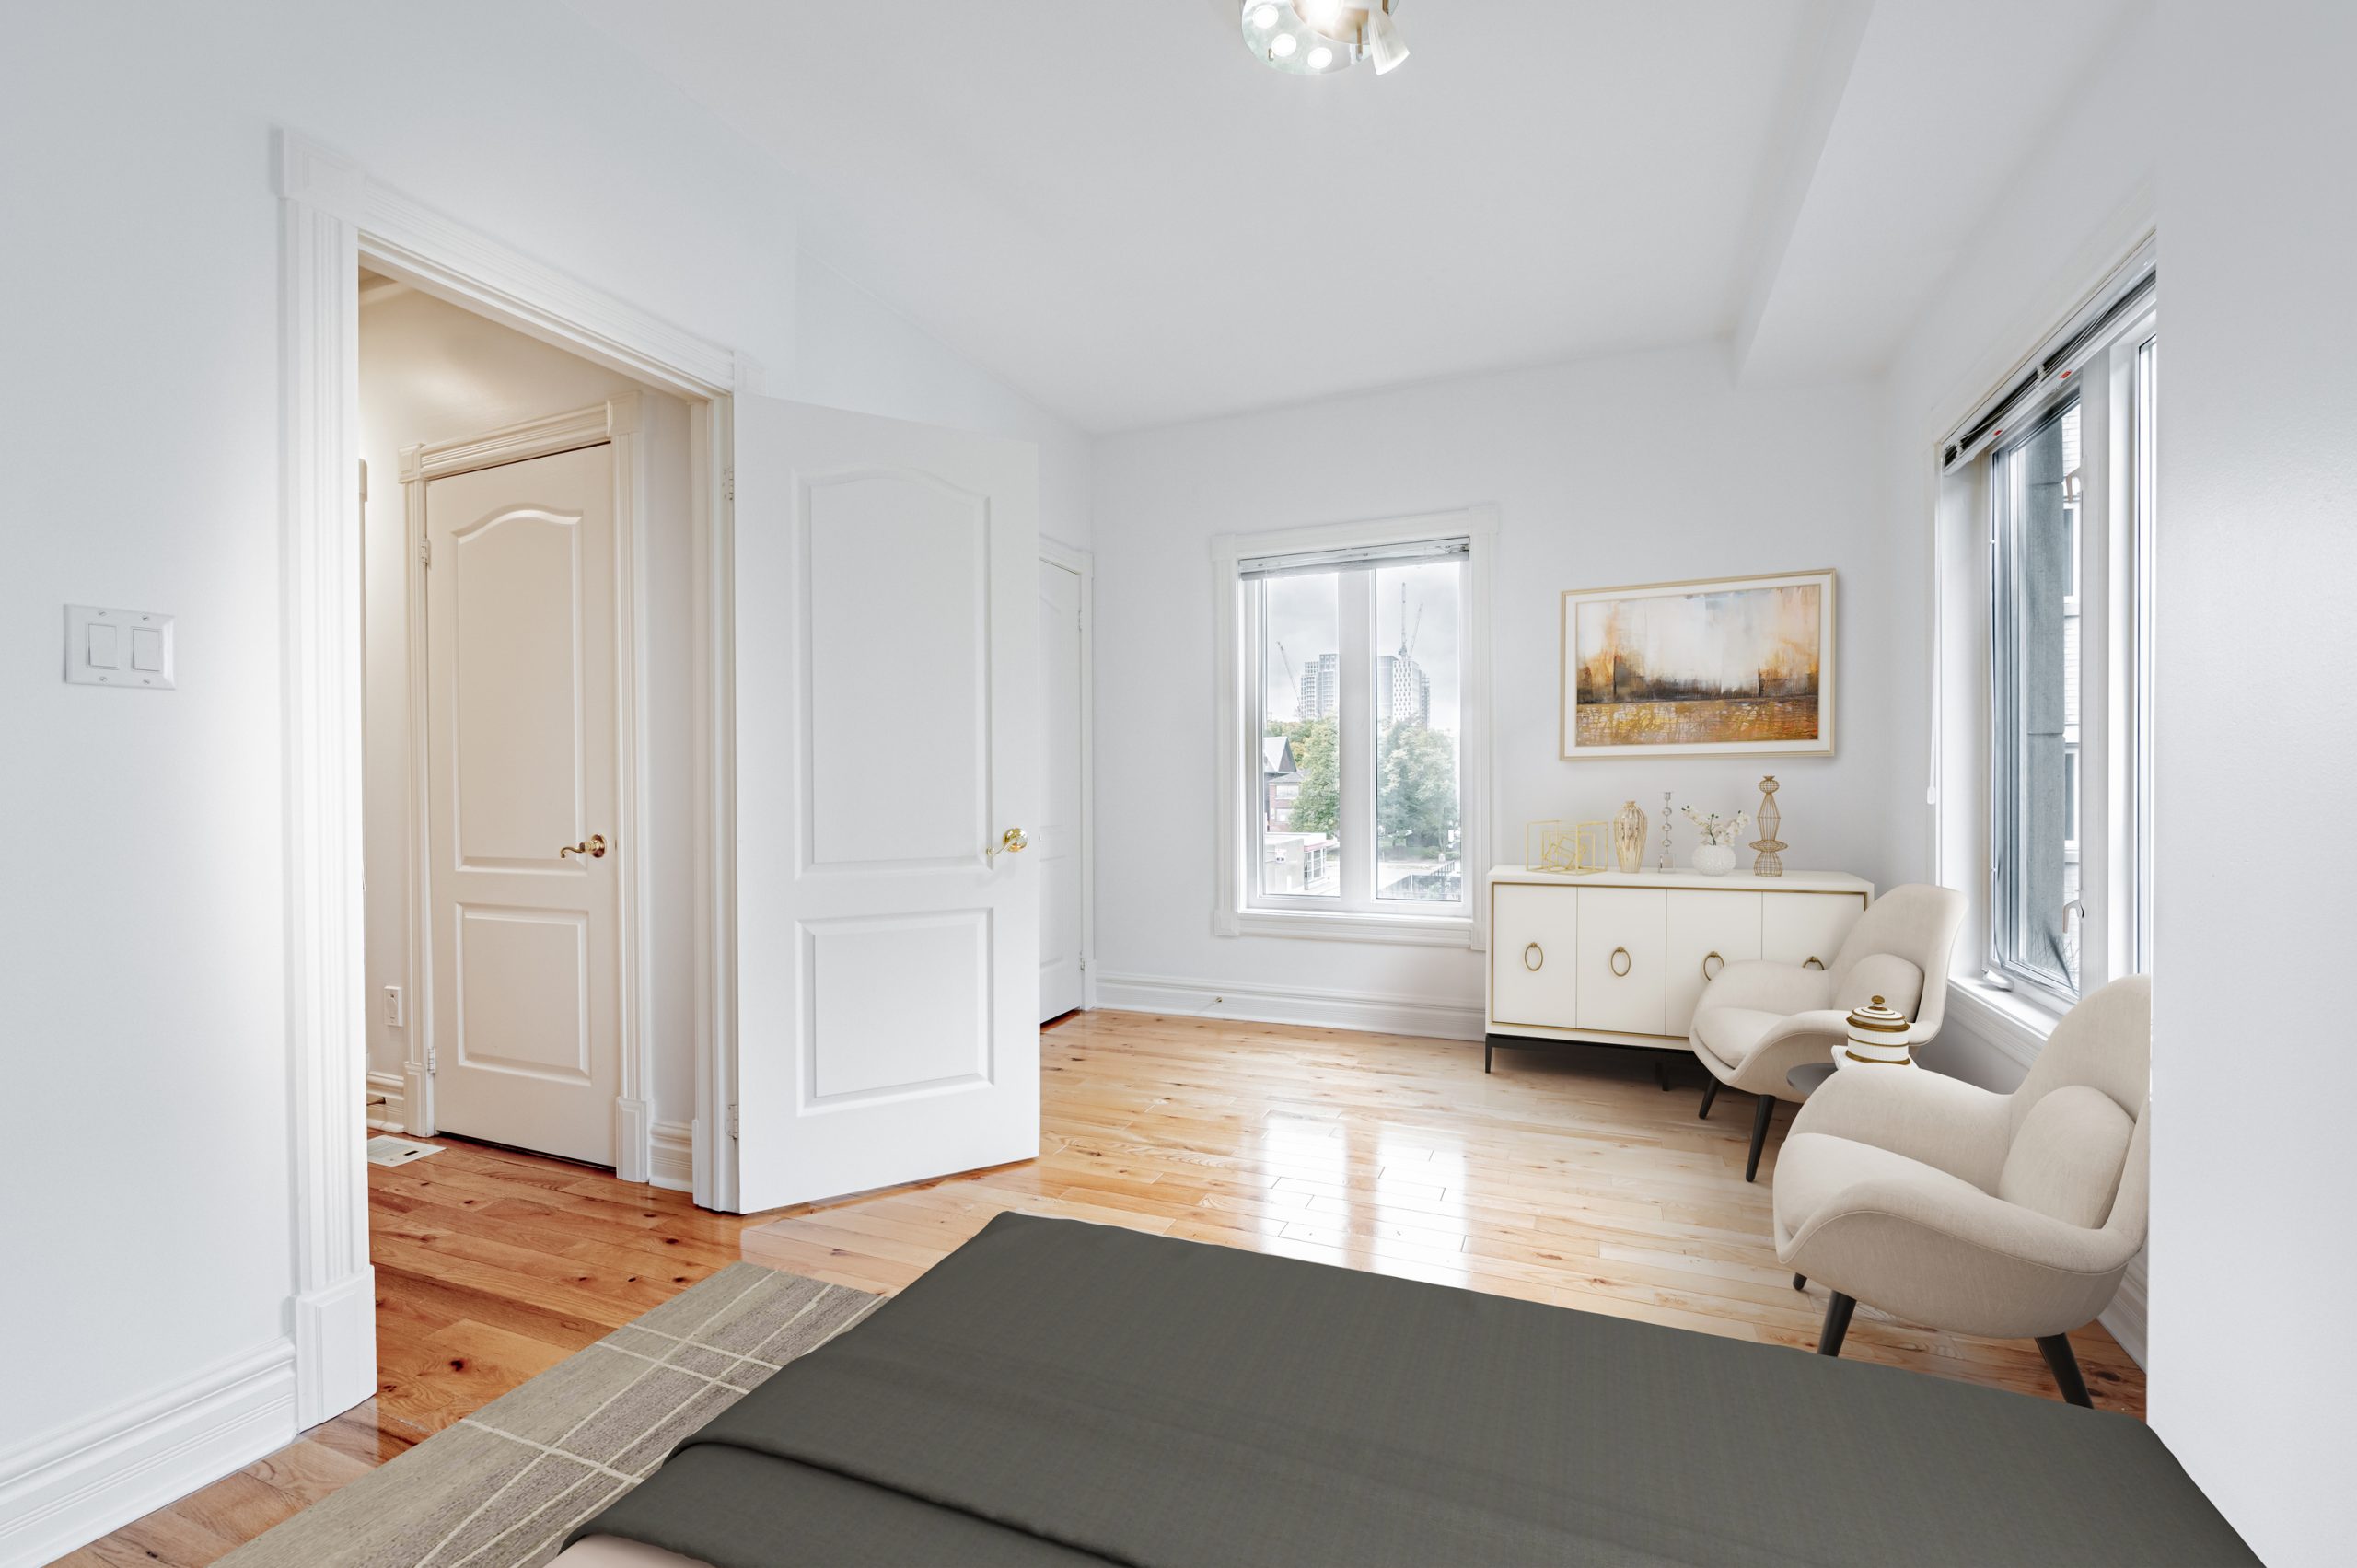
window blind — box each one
[1238,536,1469,581]
[1939,240,2154,474]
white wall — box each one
[1089,343,1888,1028]
[2147,5,2357,1562]
[358,287,700,1128]
[0,0,1083,1539]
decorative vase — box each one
[1692,842,1736,877]
[1839,995,1914,1070]
[1751,775,1786,877]
[1611,800,1647,873]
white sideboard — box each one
[1485,865,1875,1069]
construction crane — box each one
[1399,584,1424,662]
[1275,639,1300,701]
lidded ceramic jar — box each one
[1839,995,1913,1069]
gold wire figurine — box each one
[1526,819,1608,875]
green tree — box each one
[1377,722,1459,853]
[1271,714,1337,835]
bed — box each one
[557,1211,2255,1567]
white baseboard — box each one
[649,1121,694,1193]
[2102,1251,2148,1368]
[365,1069,407,1132]
[1093,971,1483,1042]
[615,1097,653,1185]
[0,1338,296,1568]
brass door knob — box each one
[560,833,608,860]
[986,827,1028,863]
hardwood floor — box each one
[65,1009,2144,1564]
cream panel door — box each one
[1576,887,1667,1035]
[734,398,1039,1214]
[1491,884,1577,1029]
[1665,890,1763,1037]
[425,443,619,1166]
[1761,891,1867,972]
[1038,559,1085,1022]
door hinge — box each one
[419,537,432,567]
[722,467,735,504]
[727,1102,739,1140]
[424,1042,437,1074]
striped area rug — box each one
[221,1264,879,1568]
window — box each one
[1954,253,2155,1008]
[1991,400,2084,994]
[1215,512,1492,942]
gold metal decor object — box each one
[1751,775,1786,877]
[1524,819,1608,875]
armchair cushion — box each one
[1784,1064,2012,1191]
[1691,1007,1782,1069]
[1997,1085,2134,1229]
[1833,953,1924,1020]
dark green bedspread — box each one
[574,1212,2257,1566]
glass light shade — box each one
[1367,9,1409,73]
[1271,32,1298,57]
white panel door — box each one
[425,443,619,1165]
[1038,558,1085,1022]
[1665,890,1763,1038]
[1761,891,1867,972]
[1491,884,1577,1029]
[734,398,1039,1213]
[1576,887,1667,1036]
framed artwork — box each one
[1560,568,1836,759]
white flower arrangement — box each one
[1680,806,1752,847]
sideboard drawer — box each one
[1492,883,1578,1030]
[1666,890,1763,1037]
[1760,891,1866,971]
[1575,887,1666,1036]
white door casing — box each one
[733,398,1040,1213]
[424,441,622,1166]
[1038,558,1085,1021]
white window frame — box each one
[1931,247,2154,1027]
[1212,506,1495,947]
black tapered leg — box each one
[1698,1078,1720,1120]
[1817,1291,1856,1357]
[1745,1093,1776,1182]
[1655,1056,1671,1091]
[1793,1272,1807,1291]
[1484,1037,1493,1074]
[2037,1333,2094,1408]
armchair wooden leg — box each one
[1698,1078,1720,1119]
[1817,1291,1856,1357]
[1745,1093,1776,1182]
[2037,1333,2095,1408]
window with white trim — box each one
[1215,513,1491,943]
[1942,256,2154,1007]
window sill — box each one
[1217,907,1480,948]
[1944,975,2066,1069]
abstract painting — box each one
[1560,569,1836,758]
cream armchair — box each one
[1689,884,1967,1181]
[1773,975,2152,1406]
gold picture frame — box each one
[1560,568,1837,759]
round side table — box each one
[1786,1060,1839,1098]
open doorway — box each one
[357,272,697,1181]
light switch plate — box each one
[65,605,174,689]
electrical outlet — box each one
[382,985,404,1028]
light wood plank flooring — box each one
[65,1010,2142,1564]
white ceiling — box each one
[563,0,2145,433]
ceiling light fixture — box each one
[1240,0,1407,79]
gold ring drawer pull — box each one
[1610,946,1632,978]
[1803,955,1825,971]
[1701,950,1724,981]
[1523,943,1543,971]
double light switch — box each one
[65,605,175,689]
